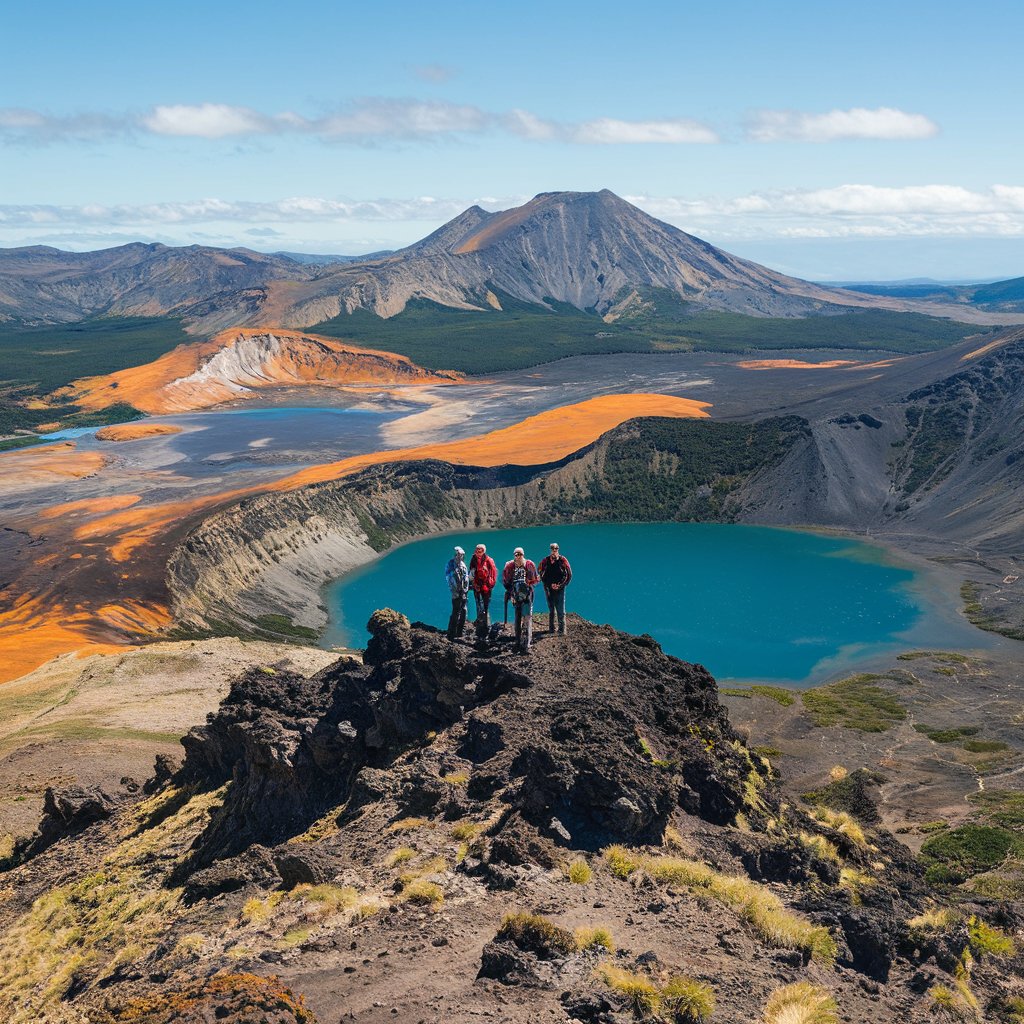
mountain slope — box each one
[263,190,976,329]
[0,242,310,327]
[3,193,1019,337]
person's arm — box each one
[562,557,572,586]
[487,558,497,590]
[526,561,540,586]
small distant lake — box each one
[322,522,991,686]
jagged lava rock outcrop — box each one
[177,611,757,874]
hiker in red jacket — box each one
[502,546,540,653]
[469,543,498,639]
[539,542,573,635]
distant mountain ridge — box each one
[1,191,1021,333]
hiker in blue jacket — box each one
[444,545,471,640]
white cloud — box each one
[572,118,719,144]
[629,184,1024,238]
[143,103,279,138]
[6,185,1023,253]
[748,106,939,143]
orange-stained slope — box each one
[737,359,859,370]
[95,423,183,442]
[57,328,461,415]
[0,442,105,483]
[0,393,710,682]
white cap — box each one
[513,547,524,556]
[454,546,465,555]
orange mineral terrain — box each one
[0,392,710,684]
[56,327,463,415]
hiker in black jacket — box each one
[538,542,572,635]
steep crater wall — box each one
[167,416,813,640]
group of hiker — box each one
[444,542,573,653]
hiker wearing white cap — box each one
[502,546,540,653]
[444,545,471,640]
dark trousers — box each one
[448,595,467,639]
[545,586,566,633]
[474,589,492,637]
[514,598,533,652]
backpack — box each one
[513,580,532,605]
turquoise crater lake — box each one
[322,523,988,685]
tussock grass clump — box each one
[442,771,470,785]
[598,965,662,1016]
[907,907,958,933]
[385,845,417,867]
[601,848,836,963]
[662,825,688,851]
[574,926,615,952]
[241,891,285,924]
[498,912,578,958]
[567,859,593,884]
[839,867,877,903]
[967,915,1016,958]
[386,816,429,832]
[401,879,444,907]
[397,855,448,885]
[604,844,643,879]
[661,976,716,1022]
[798,831,841,864]
[598,965,714,1022]
[763,981,838,1024]
[812,807,867,846]
[451,821,484,842]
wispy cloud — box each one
[0,107,129,143]
[571,118,719,144]
[631,184,1024,237]
[0,100,719,146]
[747,106,939,142]
[4,186,1024,247]
[412,63,457,83]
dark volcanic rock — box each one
[17,784,117,860]
[174,614,760,874]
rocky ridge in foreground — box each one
[0,614,1020,1023]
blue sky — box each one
[1,0,1022,279]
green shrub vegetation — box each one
[0,317,190,392]
[920,824,1022,883]
[914,724,979,743]
[961,738,1009,753]
[311,292,974,375]
[968,789,1024,829]
[802,674,906,731]
[0,316,190,431]
[801,769,884,823]
[967,915,1016,958]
